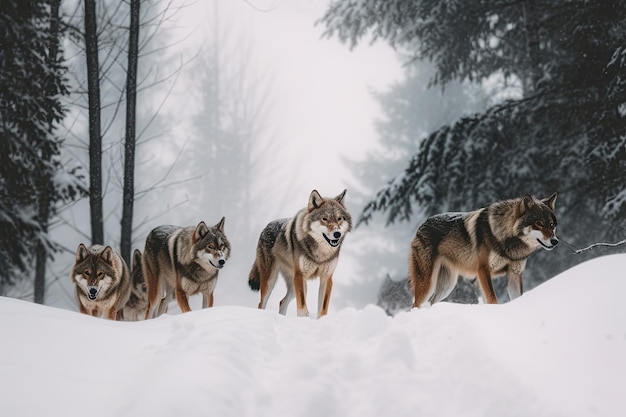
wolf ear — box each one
[132,249,142,269]
[100,246,114,265]
[76,243,89,262]
[215,216,225,232]
[519,194,534,215]
[308,190,324,211]
[335,189,347,206]
[542,193,557,211]
[194,221,209,242]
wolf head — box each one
[307,189,353,248]
[193,217,231,270]
[519,193,559,251]
[72,244,120,301]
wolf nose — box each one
[550,237,559,246]
[218,258,225,266]
[333,231,342,239]
[87,287,98,300]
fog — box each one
[21,0,404,313]
[5,0,623,322]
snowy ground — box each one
[1,254,625,417]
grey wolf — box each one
[248,189,352,318]
[409,193,558,307]
[70,244,131,320]
[143,217,230,318]
[122,249,148,321]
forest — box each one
[321,0,626,307]
[1,0,625,310]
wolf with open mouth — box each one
[248,189,352,318]
[70,244,131,320]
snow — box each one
[2,254,626,417]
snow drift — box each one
[1,254,625,417]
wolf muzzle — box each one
[539,236,559,250]
[87,286,99,301]
[323,231,342,247]
[210,257,227,269]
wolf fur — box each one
[122,249,148,321]
[248,189,352,318]
[70,244,131,320]
[143,217,230,318]
[409,193,558,307]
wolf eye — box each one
[322,217,328,222]
[208,244,215,250]
[83,270,90,276]
[549,222,555,229]
[337,216,343,222]
[535,221,543,228]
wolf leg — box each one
[293,270,309,317]
[175,288,191,313]
[143,260,160,320]
[156,288,172,317]
[76,289,90,316]
[107,307,118,321]
[278,272,294,315]
[477,264,498,304]
[202,292,214,308]
[409,247,435,308]
[78,301,89,316]
[259,268,278,310]
[317,276,333,318]
[506,272,523,301]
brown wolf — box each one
[70,244,131,320]
[248,190,352,318]
[409,193,558,307]
[143,218,230,318]
[122,249,148,321]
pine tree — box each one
[0,0,75,293]
[344,61,486,306]
[321,0,626,290]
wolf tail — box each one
[248,263,260,291]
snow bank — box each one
[1,255,625,417]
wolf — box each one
[122,249,149,321]
[70,244,131,320]
[409,193,558,307]
[248,189,352,318]
[143,217,230,318]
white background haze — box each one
[18,0,404,313]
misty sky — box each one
[30,0,405,312]
[176,0,403,207]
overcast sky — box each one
[176,0,403,208]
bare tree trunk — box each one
[522,0,542,94]
[212,0,222,216]
[84,0,104,245]
[34,192,51,304]
[34,0,63,304]
[120,0,140,266]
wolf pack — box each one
[70,189,559,321]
